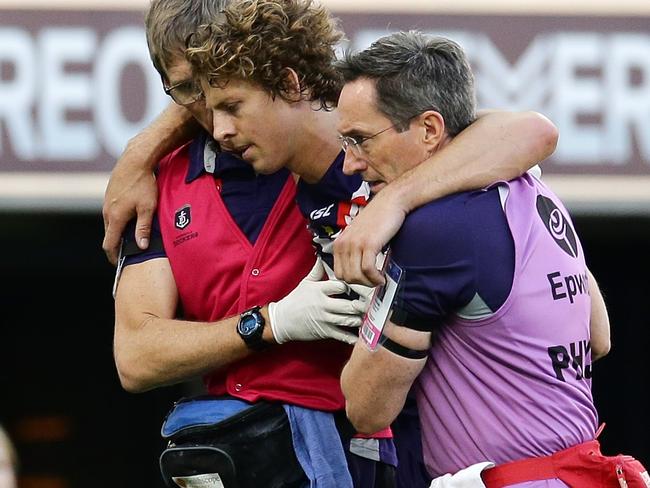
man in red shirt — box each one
[109,0,558,486]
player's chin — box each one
[248,157,277,175]
[245,149,284,175]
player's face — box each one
[337,78,431,194]
[201,77,298,174]
[163,57,213,133]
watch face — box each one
[239,314,259,336]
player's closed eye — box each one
[224,103,240,115]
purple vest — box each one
[416,175,597,476]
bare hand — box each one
[333,189,407,286]
[102,140,159,265]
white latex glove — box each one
[269,258,364,345]
[347,283,375,315]
[322,258,374,314]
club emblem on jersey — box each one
[175,205,192,230]
[536,195,579,258]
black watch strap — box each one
[237,306,268,351]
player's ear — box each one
[280,68,303,102]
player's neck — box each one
[286,107,341,184]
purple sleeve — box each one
[121,214,166,267]
[389,188,514,327]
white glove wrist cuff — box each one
[267,301,285,344]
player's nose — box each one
[212,112,236,144]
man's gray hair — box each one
[145,0,228,78]
[337,31,476,136]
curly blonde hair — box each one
[186,0,345,109]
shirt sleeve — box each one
[389,188,514,329]
[121,214,166,267]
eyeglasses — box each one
[163,78,204,106]
[338,123,399,156]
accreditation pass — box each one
[361,259,403,351]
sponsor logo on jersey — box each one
[175,204,191,230]
[536,195,579,258]
[173,232,198,247]
[548,339,592,382]
[547,270,589,304]
[310,203,334,220]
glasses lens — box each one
[348,138,362,156]
[340,136,363,156]
[339,136,349,153]
[169,81,202,106]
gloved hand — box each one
[321,259,375,314]
[347,283,375,314]
[269,258,365,345]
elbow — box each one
[591,338,611,362]
[114,346,156,393]
[115,358,149,393]
[524,111,559,161]
[340,361,394,434]
[116,367,150,394]
[345,401,391,436]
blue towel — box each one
[283,405,354,488]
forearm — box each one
[113,260,274,392]
[342,323,428,433]
[385,110,558,213]
[341,347,408,434]
[125,103,200,170]
[114,312,257,392]
[102,104,200,263]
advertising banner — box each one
[0,0,648,211]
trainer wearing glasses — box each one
[334,31,642,488]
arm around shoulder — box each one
[382,109,558,215]
[333,110,558,286]
[102,104,201,265]
[473,109,558,177]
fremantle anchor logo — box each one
[175,205,192,230]
[536,195,578,258]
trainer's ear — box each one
[420,110,446,149]
[280,67,303,102]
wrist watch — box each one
[236,306,268,351]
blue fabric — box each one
[295,151,367,272]
[161,397,252,438]
[121,217,165,266]
[391,186,514,323]
[186,132,290,245]
[391,394,432,488]
[283,405,354,488]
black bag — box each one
[159,396,307,488]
